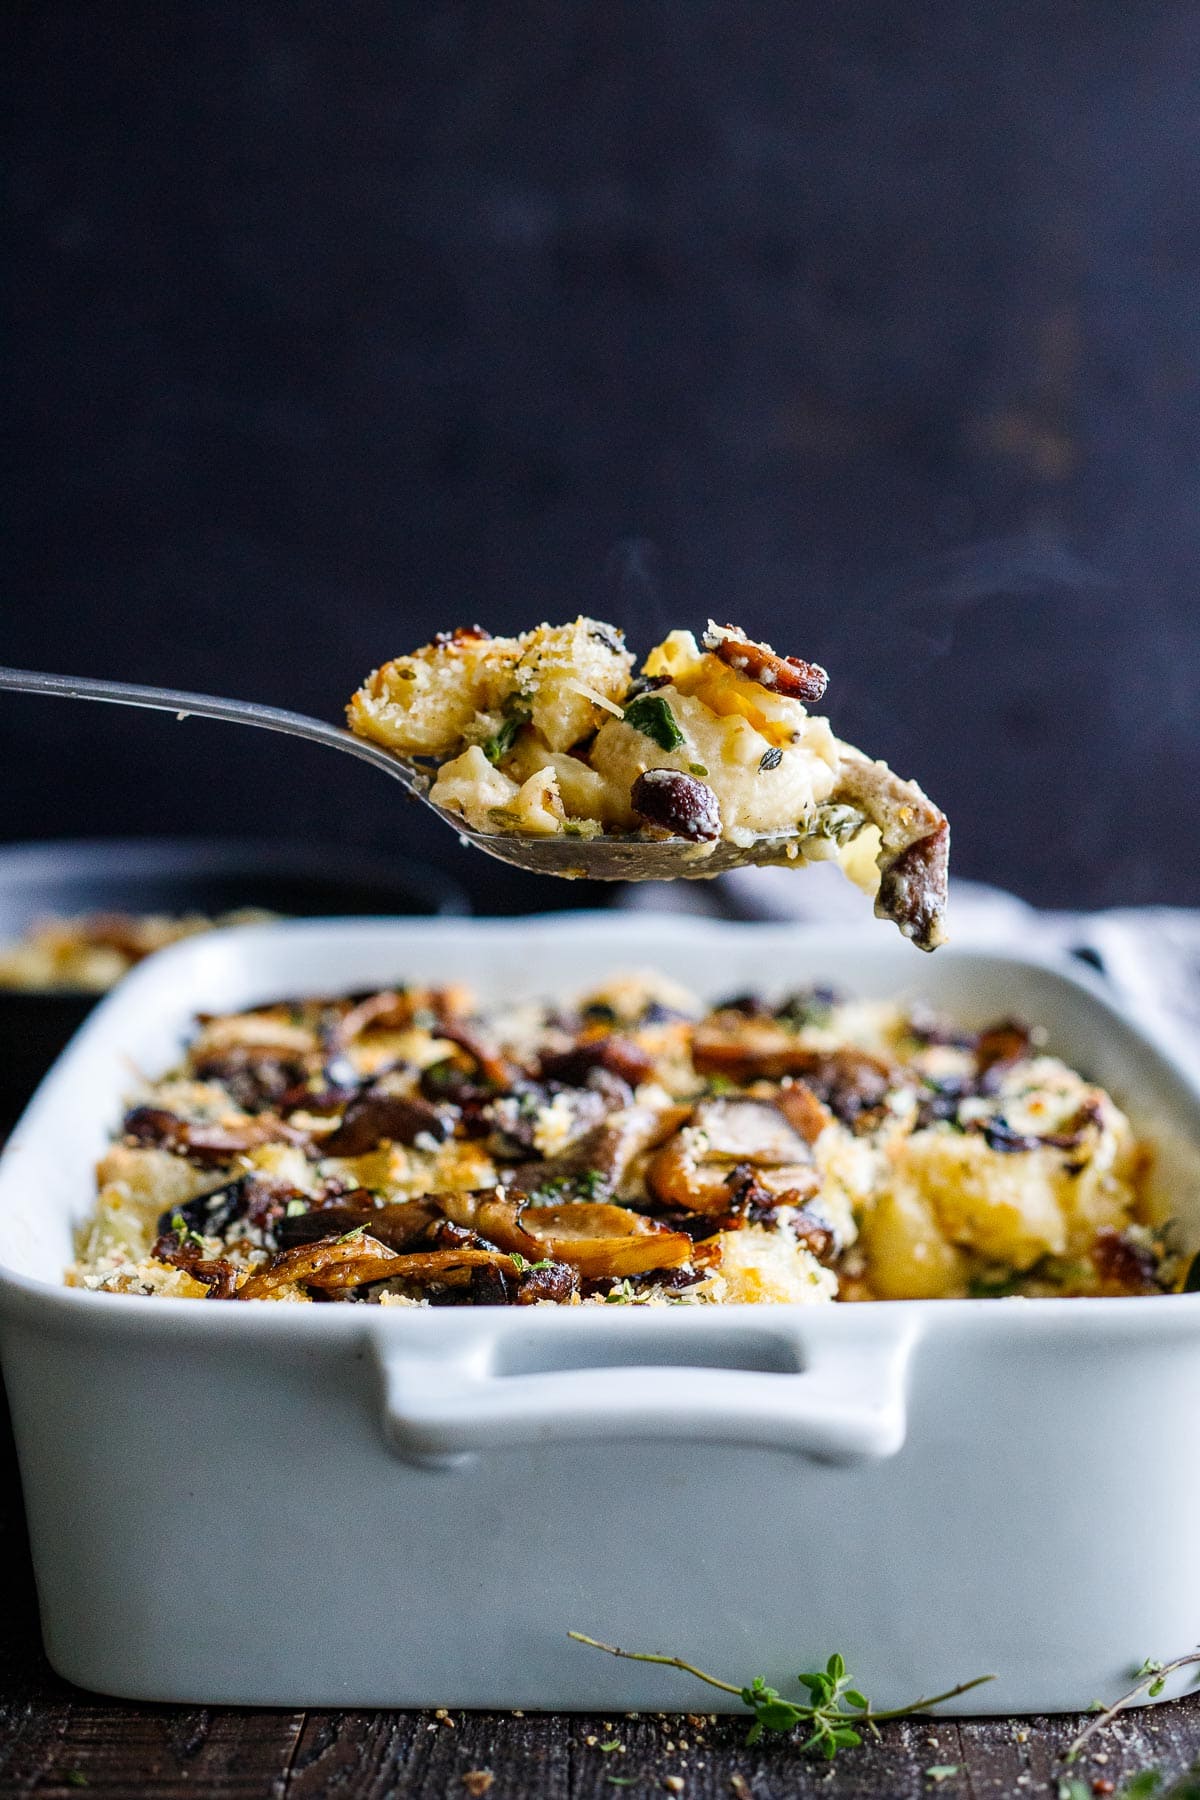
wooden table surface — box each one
[0,1405,1196,1799]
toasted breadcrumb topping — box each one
[68,973,1183,1304]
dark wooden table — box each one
[1,1404,1196,1799]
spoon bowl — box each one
[0,666,795,881]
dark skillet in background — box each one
[0,837,467,1132]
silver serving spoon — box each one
[0,665,808,881]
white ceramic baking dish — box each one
[1,914,1199,1715]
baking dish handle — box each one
[372,1318,918,1468]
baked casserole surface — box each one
[70,973,1183,1304]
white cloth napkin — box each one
[618,868,1200,1066]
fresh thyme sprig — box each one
[1065,1649,1200,1764]
[567,1633,994,1759]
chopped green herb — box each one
[606,1780,638,1788]
[598,1739,622,1752]
[622,693,685,751]
[284,1199,308,1217]
[758,746,783,772]
[507,1251,554,1274]
[335,1224,367,1245]
[169,1213,205,1249]
[809,803,866,846]
[482,706,531,765]
[925,1768,960,1784]
[422,1058,457,1092]
[688,763,709,778]
[1058,1781,1093,1800]
[66,1776,89,1789]
[967,1269,1020,1299]
[528,1168,606,1205]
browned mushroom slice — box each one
[537,1035,655,1090]
[775,1080,835,1145]
[438,1191,546,1261]
[328,985,467,1048]
[829,744,949,951]
[723,1167,831,1249]
[433,624,493,647]
[690,1030,892,1123]
[319,1089,453,1156]
[435,1020,519,1091]
[235,1231,402,1297]
[191,1045,312,1113]
[972,1020,1034,1093]
[150,1231,241,1298]
[1091,1227,1165,1295]
[645,1098,815,1215]
[277,1196,444,1251]
[513,1202,694,1278]
[310,1246,526,1290]
[123,1105,310,1166]
[235,1231,534,1297]
[701,623,829,705]
[501,1103,691,1199]
[689,1097,811,1164]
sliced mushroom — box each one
[514,1202,693,1277]
[691,1032,891,1124]
[235,1232,536,1298]
[150,1230,241,1298]
[191,1045,311,1114]
[701,622,829,705]
[438,1191,546,1261]
[775,1081,835,1145]
[319,1088,454,1157]
[973,1020,1033,1094]
[645,1127,733,1213]
[326,986,463,1049]
[435,1020,519,1091]
[501,1102,690,1198]
[828,744,949,952]
[123,1105,310,1167]
[235,1232,401,1297]
[537,1035,654,1090]
[277,1196,444,1252]
[688,1097,811,1165]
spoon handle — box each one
[0,665,414,784]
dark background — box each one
[6,1,1200,913]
